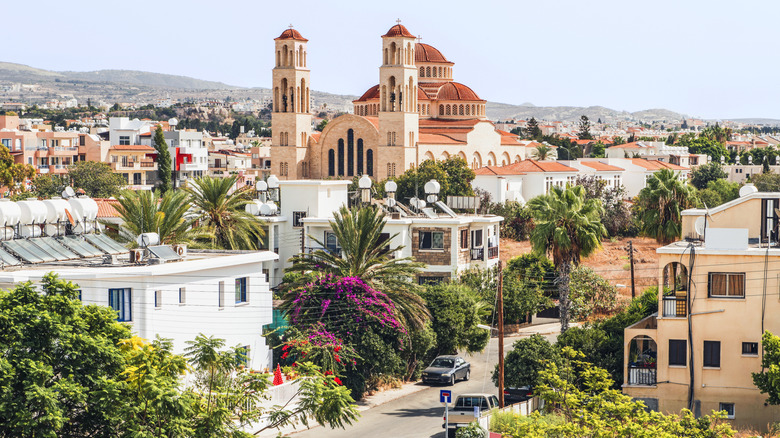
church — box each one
[270,23,533,181]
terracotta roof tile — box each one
[580,161,624,171]
[475,159,577,175]
[110,145,156,152]
[310,133,321,142]
[418,133,467,145]
[94,198,121,218]
[275,28,308,41]
[415,43,452,63]
[629,158,688,170]
[383,24,415,38]
[436,82,482,101]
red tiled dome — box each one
[436,82,482,101]
[415,43,450,63]
[355,85,380,102]
[275,28,308,42]
[383,24,415,38]
[418,87,431,100]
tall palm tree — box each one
[528,185,606,332]
[185,175,265,250]
[283,205,429,331]
[112,189,200,246]
[638,168,697,244]
[530,144,555,161]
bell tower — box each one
[271,26,311,179]
[377,21,419,179]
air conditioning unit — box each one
[172,244,187,257]
[129,248,146,263]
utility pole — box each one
[628,240,636,299]
[497,260,505,408]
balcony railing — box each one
[488,246,499,259]
[470,248,484,261]
[662,296,687,317]
[628,364,656,385]
[140,160,156,168]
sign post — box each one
[440,389,452,435]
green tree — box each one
[113,189,201,245]
[635,169,698,244]
[750,172,780,192]
[153,125,172,193]
[67,160,127,197]
[390,157,475,202]
[528,185,606,332]
[590,141,605,158]
[316,119,328,131]
[0,274,132,436]
[0,145,34,195]
[690,162,727,189]
[285,205,428,331]
[185,175,265,250]
[577,115,593,140]
[503,253,556,324]
[569,266,619,320]
[530,144,555,161]
[421,283,489,360]
[753,331,780,405]
[29,173,68,198]
[574,175,635,237]
[492,334,559,388]
[525,117,542,139]
[612,136,626,145]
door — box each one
[133,173,142,185]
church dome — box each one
[415,43,450,63]
[436,82,482,101]
[355,85,380,102]
[383,24,415,38]
[275,28,308,41]
[418,87,431,100]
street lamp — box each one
[266,175,280,202]
[255,180,268,202]
[424,179,441,204]
[385,180,397,208]
[358,175,372,204]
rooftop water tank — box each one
[0,199,21,227]
[18,198,47,224]
[245,199,263,216]
[260,201,278,216]
[42,197,70,222]
[68,197,99,221]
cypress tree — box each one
[153,125,172,194]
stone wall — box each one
[411,227,451,266]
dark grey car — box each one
[421,355,470,385]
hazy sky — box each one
[4,0,779,119]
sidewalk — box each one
[506,321,577,338]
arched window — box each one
[367,149,374,176]
[459,105,464,115]
[347,129,354,176]
[337,139,344,176]
[328,149,335,176]
[426,66,431,77]
[276,51,280,67]
[357,139,364,175]
[439,104,444,114]
[419,67,424,76]
[446,105,451,116]
[465,105,470,116]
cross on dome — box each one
[288,24,294,28]
[396,18,402,24]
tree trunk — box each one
[558,262,571,333]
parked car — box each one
[421,355,470,385]
[503,385,533,404]
[444,393,500,438]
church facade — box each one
[270,24,533,181]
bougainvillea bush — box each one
[281,275,410,398]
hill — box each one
[60,69,237,90]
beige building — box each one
[106,145,157,189]
[269,24,531,181]
[623,186,780,430]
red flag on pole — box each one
[273,364,284,386]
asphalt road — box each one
[292,332,558,438]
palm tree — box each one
[528,185,606,332]
[185,175,265,250]
[530,144,555,161]
[283,205,430,331]
[637,168,697,244]
[112,189,200,246]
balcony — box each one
[488,246,499,259]
[627,364,656,386]
[662,296,687,318]
[470,247,484,261]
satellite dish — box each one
[694,217,706,236]
[386,197,396,208]
[62,186,75,199]
[739,184,758,197]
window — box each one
[418,275,445,285]
[742,342,758,356]
[293,211,307,228]
[235,277,248,303]
[460,229,469,250]
[328,149,335,176]
[325,231,339,253]
[419,231,444,250]
[471,229,483,248]
[179,287,186,305]
[545,177,553,193]
[708,273,745,298]
[337,139,344,175]
[119,135,130,145]
[367,149,374,176]
[761,198,779,242]
[154,290,162,309]
[0,139,9,149]
[218,281,225,308]
[77,289,82,301]
[237,345,250,365]
[703,341,721,368]
[669,339,686,366]
[108,288,132,322]
[719,402,735,419]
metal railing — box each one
[662,296,687,317]
[488,246,499,259]
[470,248,484,261]
[628,365,656,385]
